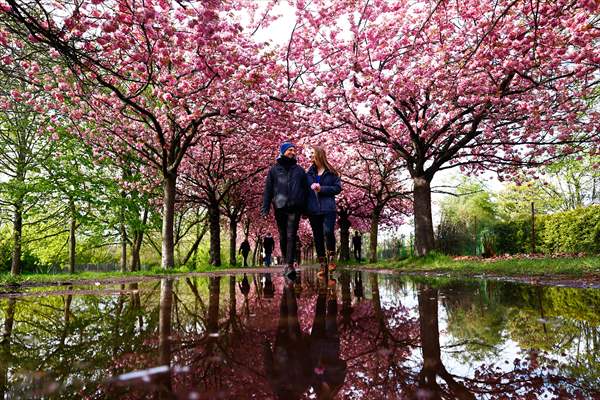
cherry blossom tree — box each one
[0,0,280,268]
[285,0,600,255]
[341,145,411,262]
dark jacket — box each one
[306,165,342,215]
[262,156,308,215]
[239,240,251,254]
[263,236,275,253]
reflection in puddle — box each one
[0,270,598,399]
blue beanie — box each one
[279,142,295,156]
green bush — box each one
[0,228,47,273]
[541,205,600,254]
[491,205,599,255]
[493,217,546,255]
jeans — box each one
[264,253,272,267]
[274,208,301,265]
[353,246,361,261]
[308,212,336,258]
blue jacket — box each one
[306,165,342,215]
[262,156,308,214]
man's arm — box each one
[261,168,274,216]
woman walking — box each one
[262,142,308,277]
[306,146,342,274]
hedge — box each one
[493,205,600,255]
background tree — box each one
[0,0,280,269]
[285,0,600,255]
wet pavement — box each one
[0,268,598,399]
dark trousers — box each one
[353,246,361,261]
[241,251,250,267]
[274,208,301,265]
[264,252,272,267]
[308,212,336,258]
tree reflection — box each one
[0,273,598,399]
[0,298,16,398]
[415,286,474,400]
[157,279,173,395]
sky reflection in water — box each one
[0,269,598,399]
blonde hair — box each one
[313,146,340,176]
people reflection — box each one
[263,274,275,299]
[353,271,364,301]
[263,279,312,399]
[239,274,251,320]
[309,279,347,399]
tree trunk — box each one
[69,199,76,274]
[338,209,351,261]
[413,176,435,256]
[369,208,381,263]
[181,223,208,267]
[162,173,177,269]
[120,222,127,273]
[229,216,237,266]
[208,199,221,266]
[252,237,262,267]
[10,198,23,276]
[131,206,148,272]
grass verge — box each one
[0,264,247,287]
[341,253,600,277]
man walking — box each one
[262,142,308,277]
[352,231,362,262]
[239,238,251,267]
[263,232,275,267]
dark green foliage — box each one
[0,236,45,273]
[492,218,546,255]
[491,206,599,255]
[542,205,600,254]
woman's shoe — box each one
[327,251,337,272]
[317,256,327,276]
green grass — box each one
[0,264,249,287]
[342,253,600,277]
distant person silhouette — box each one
[239,239,251,267]
[352,232,363,262]
[263,233,275,267]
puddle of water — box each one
[0,270,598,399]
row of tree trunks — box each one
[338,209,351,261]
[229,217,238,267]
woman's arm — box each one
[318,174,342,196]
